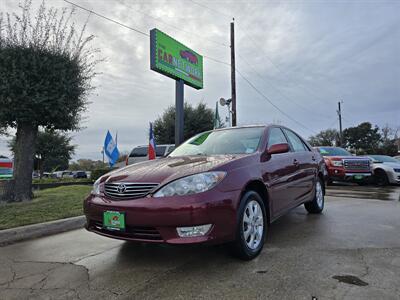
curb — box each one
[0,215,86,247]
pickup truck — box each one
[315,147,372,185]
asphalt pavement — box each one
[0,185,399,299]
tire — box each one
[374,170,389,186]
[231,191,267,260]
[304,178,324,214]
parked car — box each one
[0,157,13,179]
[368,155,400,185]
[394,155,400,161]
[61,171,74,178]
[73,171,88,179]
[85,125,326,260]
[315,146,372,185]
[126,144,175,166]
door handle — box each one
[293,159,299,166]
[311,156,316,161]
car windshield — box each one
[318,147,351,156]
[169,127,264,157]
[369,155,399,163]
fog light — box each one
[176,224,212,237]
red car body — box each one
[84,126,326,257]
[315,147,372,184]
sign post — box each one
[150,28,203,146]
[175,79,184,145]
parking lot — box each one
[1,185,399,300]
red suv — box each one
[84,125,326,260]
[315,146,372,185]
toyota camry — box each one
[84,125,326,260]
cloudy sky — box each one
[1,0,399,160]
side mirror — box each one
[267,143,289,155]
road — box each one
[1,186,399,299]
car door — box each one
[262,127,300,217]
[282,128,316,202]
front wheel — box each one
[304,178,324,214]
[374,170,389,186]
[231,191,267,260]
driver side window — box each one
[268,127,288,147]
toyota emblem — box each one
[117,184,126,194]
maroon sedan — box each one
[85,125,326,260]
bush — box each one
[91,169,112,181]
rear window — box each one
[129,147,148,157]
[318,147,351,156]
[156,146,167,157]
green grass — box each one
[32,178,92,184]
[0,185,91,230]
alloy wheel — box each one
[242,200,264,250]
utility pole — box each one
[230,19,237,126]
[337,101,343,146]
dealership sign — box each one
[150,29,203,89]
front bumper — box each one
[84,188,240,245]
[327,167,372,182]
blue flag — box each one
[104,130,119,167]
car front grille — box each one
[343,159,370,171]
[90,221,163,241]
[104,182,159,200]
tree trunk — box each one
[12,123,38,202]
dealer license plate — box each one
[354,175,363,180]
[103,211,125,231]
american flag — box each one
[148,122,156,160]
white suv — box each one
[126,144,175,166]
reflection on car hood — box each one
[103,155,245,185]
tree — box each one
[376,124,399,156]
[308,129,339,147]
[0,1,98,201]
[9,130,75,175]
[153,102,223,144]
[343,122,381,154]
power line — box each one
[236,52,331,120]
[188,0,233,20]
[236,69,317,135]
[117,0,229,48]
[203,55,230,66]
[65,0,231,69]
[64,0,149,37]
[64,0,316,135]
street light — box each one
[219,97,233,127]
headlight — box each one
[153,172,226,198]
[393,168,400,173]
[92,178,103,195]
[332,160,343,167]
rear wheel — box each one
[304,178,324,214]
[375,169,389,186]
[231,191,267,260]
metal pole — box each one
[338,101,343,146]
[175,79,184,146]
[230,20,237,126]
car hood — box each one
[373,162,400,168]
[103,155,246,185]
